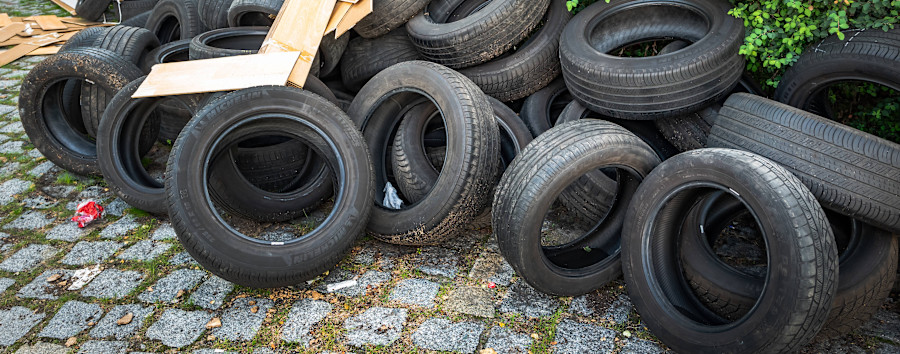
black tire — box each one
[680,192,899,339]
[146,0,206,45]
[119,10,152,27]
[340,28,421,92]
[406,0,550,69]
[559,0,744,120]
[458,0,571,102]
[140,38,190,72]
[317,33,348,79]
[557,100,679,161]
[206,76,338,222]
[519,78,573,138]
[59,27,106,53]
[653,105,719,152]
[708,93,900,233]
[622,148,838,353]
[76,0,112,21]
[189,26,268,60]
[96,77,169,213]
[166,86,374,288]
[92,25,161,66]
[354,0,429,39]
[774,28,900,117]
[137,39,202,143]
[226,0,281,27]
[20,48,152,176]
[119,0,159,20]
[347,61,500,245]
[493,120,660,296]
[197,0,234,30]
[391,97,531,203]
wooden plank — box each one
[335,0,373,38]
[261,0,336,87]
[132,52,302,98]
[0,33,62,67]
[0,23,26,43]
[26,45,61,55]
[0,14,12,27]
[58,17,111,26]
[325,2,353,36]
[33,16,68,31]
[50,0,78,14]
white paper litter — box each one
[383,182,403,209]
[67,265,102,290]
[326,279,358,292]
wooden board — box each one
[50,0,78,15]
[0,23,26,43]
[0,45,61,56]
[0,14,11,27]
[335,0,373,38]
[0,33,62,67]
[132,52,302,98]
[261,0,336,87]
[325,2,353,36]
[33,16,67,31]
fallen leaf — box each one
[46,273,61,282]
[207,334,216,341]
[531,333,540,340]
[116,313,133,325]
[309,291,323,300]
[479,349,497,354]
[175,289,185,298]
[251,306,259,313]
[248,300,256,306]
[622,330,632,338]
[87,321,95,326]
[147,286,153,292]
[64,337,76,347]
[206,317,221,329]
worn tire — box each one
[406,0,549,69]
[59,27,106,53]
[76,0,112,21]
[709,93,900,233]
[119,0,159,20]
[559,0,744,119]
[622,148,838,353]
[340,28,421,91]
[92,25,161,66]
[226,0,281,26]
[493,120,660,296]
[197,0,234,30]
[188,26,268,60]
[166,86,373,288]
[146,0,206,44]
[348,61,500,245]
[20,48,151,176]
[519,78,573,138]
[317,32,348,78]
[119,10,152,27]
[354,0,429,39]
[653,105,719,151]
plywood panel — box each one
[33,16,67,31]
[335,0,372,37]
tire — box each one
[206,76,338,222]
[680,192,899,339]
[96,77,170,213]
[76,0,112,21]
[708,93,900,233]
[137,39,202,143]
[317,32,348,79]
[189,26,268,60]
[146,0,206,44]
[140,38,190,72]
[226,0,281,27]
[653,105,719,152]
[347,61,500,245]
[622,148,838,353]
[559,0,744,120]
[119,0,159,20]
[354,0,429,39]
[92,25,161,66]
[458,0,571,102]
[119,10,152,27]
[406,0,550,69]
[339,28,421,92]
[166,86,374,288]
[391,97,531,203]
[519,78,573,138]
[493,120,660,296]
[774,28,900,117]
[20,48,152,176]
[557,100,679,161]
[59,27,105,53]
[198,0,234,30]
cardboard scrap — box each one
[0,32,63,67]
[0,22,25,43]
[33,15,67,31]
[335,0,372,38]
[0,14,11,27]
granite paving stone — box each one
[0,244,58,272]
[60,241,123,265]
[499,281,559,318]
[45,222,89,242]
[27,160,56,178]
[104,198,129,217]
[212,297,274,341]
[189,275,233,309]
[0,104,14,117]
[42,185,75,198]
[193,350,236,354]
[76,340,128,354]
[0,161,19,176]
[332,270,391,297]
[281,299,333,344]
[89,304,154,339]
[81,269,145,299]
[26,148,43,159]
[20,195,57,209]
[412,247,459,278]
[443,285,495,318]
[146,309,212,348]
[0,277,13,293]
[3,211,53,230]
[151,222,176,240]
[411,318,484,353]
[17,269,74,300]
[483,326,532,354]
[860,309,900,344]
[603,293,634,325]
[353,248,376,265]
[38,300,104,339]
[0,80,18,91]
[570,295,594,316]
[553,319,616,354]
[344,307,407,347]
[621,338,664,354]
[389,278,439,308]
[0,306,45,346]
[100,215,140,239]
[468,251,515,286]
[14,342,67,354]
[117,240,172,261]
[170,251,200,266]
[0,179,30,205]
[139,268,206,303]
[0,140,23,153]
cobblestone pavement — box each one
[1,2,900,353]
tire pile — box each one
[19,0,899,352]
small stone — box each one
[3,211,53,230]
[38,301,104,339]
[0,178,32,205]
[100,215,141,239]
[499,281,559,318]
[281,299,332,344]
[411,318,484,353]
[553,319,616,353]
[138,269,205,303]
[60,241,122,266]
[249,300,256,306]
[389,278,440,308]
[15,342,67,354]
[484,326,532,354]
[146,309,213,348]
[212,297,273,341]
[189,275,233,309]
[412,247,459,278]
[444,285,495,318]
[89,304,153,340]
[344,307,407,347]
[65,337,77,347]
[0,244,59,272]
[0,307,45,346]
[205,317,221,329]
[87,321,95,326]
[17,269,74,300]
[117,313,133,325]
